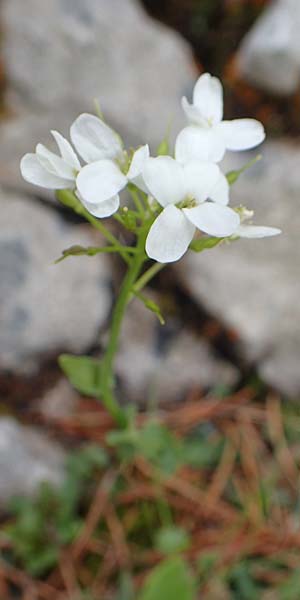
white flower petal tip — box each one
[127,145,150,193]
[51,130,81,170]
[20,153,73,189]
[145,204,195,263]
[127,145,150,179]
[78,191,120,218]
[181,97,206,126]
[183,203,240,238]
[192,73,223,125]
[70,113,123,163]
[236,225,281,238]
[36,142,75,181]
[20,128,81,190]
[76,159,127,205]
[216,119,265,151]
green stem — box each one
[56,190,131,264]
[128,185,145,216]
[133,262,165,294]
[57,191,165,426]
[100,232,147,426]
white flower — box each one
[20,131,81,189]
[143,156,240,263]
[175,73,265,164]
[71,113,149,218]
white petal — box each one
[236,225,281,238]
[184,161,220,203]
[127,145,150,179]
[127,144,150,193]
[183,202,240,237]
[145,205,195,263]
[20,153,72,189]
[181,97,208,127]
[76,160,127,205]
[175,126,226,164]
[209,172,230,205]
[79,193,120,218]
[51,130,81,170]
[36,143,75,180]
[142,156,186,207]
[216,119,265,151]
[70,113,123,163]
[193,73,223,124]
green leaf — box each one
[137,421,183,474]
[190,236,224,253]
[107,421,183,472]
[115,572,135,600]
[59,354,101,397]
[156,120,172,156]
[55,244,122,263]
[26,546,59,577]
[226,170,240,185]
[197,551,219,579]
[143,298,165,325]
[183,437,224,469]
[138,556,196,600]
[76,444,109,470]
[94,98,104,120]
[227,562,261,600]
[135,292,165,325]
[279,570,300,600]
[155,526,190,555]
[157,138,169,156]
[106,427,139,461]
[226,154,262,186]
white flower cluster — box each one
[21,73,280,263]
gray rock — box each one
[40,378,80,421]
[238,0,300,95]
[156,330,238,402]
[116,298,238,404]
[0,0,194,191]
[177,141,298,396]
[0,418,65,504]
[0,189,111,373]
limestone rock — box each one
[0,0,194,192]
[0,189,111,373]
[238,0,300,95]
[177,141,298,395]
[0,418,65,504]
[40,379,80,421]
[116,298,238,404]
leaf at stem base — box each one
[59,354,102,398]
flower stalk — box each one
[21,71,281,429]
[100,229,147,426]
